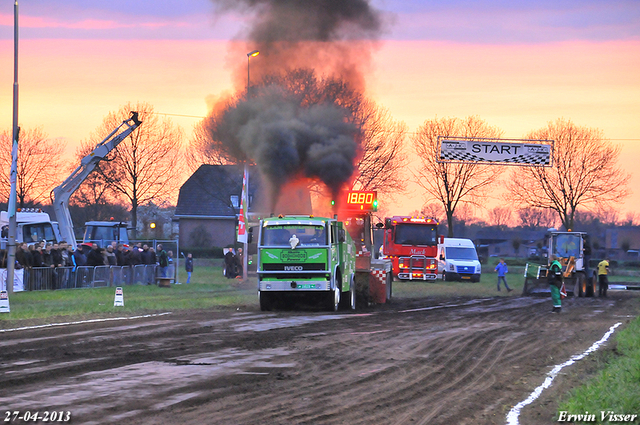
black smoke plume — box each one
[213,86,360,208]
[209,0,388,208]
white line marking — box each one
[505,322,623,425]
[0,312,172,333]
[399,298,494,313]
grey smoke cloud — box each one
[214,86,359,199]
[212,0,384,42]
[209,0,386,206]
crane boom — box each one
[52,111,142,249]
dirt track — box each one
[1,291,638,425]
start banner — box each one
[438,137,553,166]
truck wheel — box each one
[339,275,356,311]
[386,272,393,301]
[327,287,340,312]
[350,276,357,310]
[355,272,370,309]
[575,275,586,297]
[259,291,272,311]
[581,272,594,297]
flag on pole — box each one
[237,168,248,243]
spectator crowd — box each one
[14,241,166,269]
[11,241,173,290]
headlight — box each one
[449,264,454,271]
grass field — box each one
[2,259,639,422]
[558,316,640,423]
[3,257,638,323]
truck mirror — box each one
[384,218,392,229]
[338,229,346,243]
[375,222,384,229]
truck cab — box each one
[437,238,482,282]
[82,221,130,247]
[0,210,62,248]
[256,215,356,311]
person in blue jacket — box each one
[184,253,194,284]
[494,258,513,292]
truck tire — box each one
[386,272,393,302]
[259,291,272,311]
[326,271,341,311]
[581,272,594,297]
[339,274,356,311]
[327,287,340,312]
[575,274,586,297]
[355,272,370,309]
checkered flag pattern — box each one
[371,270,387,285]
[440,151,550,165]
[356,245,370,257]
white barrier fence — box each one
[1,264,176,292]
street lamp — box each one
[247,50,259,96]
[242,49,259,281]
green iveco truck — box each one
[256,215,356,311]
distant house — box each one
[606,226,640,259]
[174,164,312,248]
[606,226,640,251]
[474,229,547,258]
[174,165,251,248]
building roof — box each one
[474,229,547,245]
[175,164,313,219]
[175,164,261,218]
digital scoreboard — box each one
[345,190,377,211]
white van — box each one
[437,238,481,282]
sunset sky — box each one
[1,0,639,220]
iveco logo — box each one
[284,266,303,271]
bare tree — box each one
[67,140,129,225]
[623,212,640,226]
[185,103,238,172]
[412,116,504,237]
[83,102,184,238]
[420,202,445,222]
[453,203,480,225]
[506,118,630,230]
[351,99,407,197]
[488,206,513,229]
[517,207,557,229]
[0,127,66,207]
[593,206,620,226]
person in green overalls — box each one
[548,254,563,313]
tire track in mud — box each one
[1,294,637,425]
[199,299,555,425]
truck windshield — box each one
[445,247,478,260]
[262,225,326,246]
[553,234,581,258]
[394,224,437,246]
[84,225,128,246]
[22,223,57,244]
